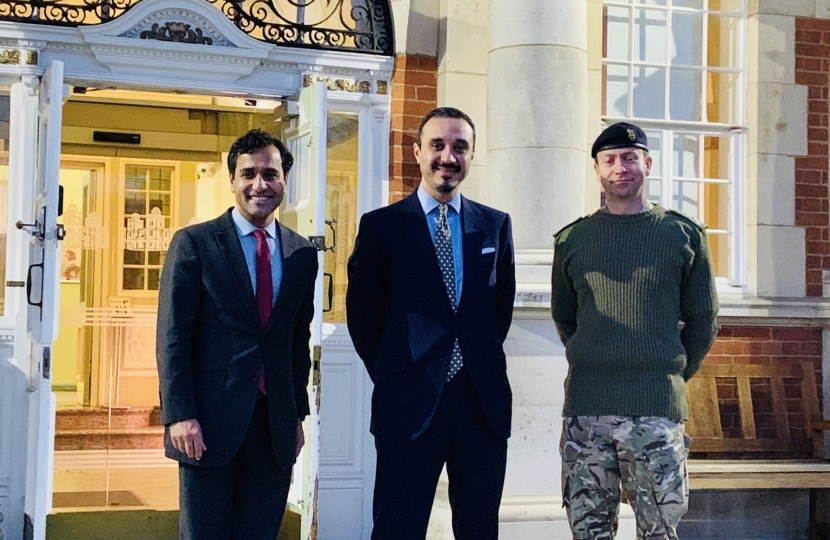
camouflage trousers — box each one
[560,415,691,540]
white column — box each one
[488,0,589,293]
[484,3,640,539]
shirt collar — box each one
[232,207,277,239]
[417,185,462,216]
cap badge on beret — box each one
[627,128,636,141]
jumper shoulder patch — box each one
[553,216,586,239]
[666,208,706,231]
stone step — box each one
[55,407,158,430]
[54,427,165,451]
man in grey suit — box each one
[156,129,318,540]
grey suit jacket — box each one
[156,209,318,469]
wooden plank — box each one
[770,376,791,450]
[688,459,830,474]
[691,437,792,453]
[800,360,825,458]
[736,377,756,439]
[690,474,830,490]
[686,376,722,438]
[689,460,830,489]
[696,363,802,379]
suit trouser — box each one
[372,366,508,540]
[178,396,293,540]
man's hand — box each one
[169,418,206,460]
[296,420,305,458]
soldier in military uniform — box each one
[551,122,719,539]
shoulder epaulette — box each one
[553,215,587,239]
[666,208,706,231]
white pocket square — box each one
[481,247,496,254]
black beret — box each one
[591,122,648,159]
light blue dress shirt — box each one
[231,207,282,305]
[417,186,463,303]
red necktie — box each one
[253,229,272,395]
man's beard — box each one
[435,180,457,193]
[433,161,461,193]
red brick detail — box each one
[704,325,823,451]
[795,17,830,297]
[388,54,438,203]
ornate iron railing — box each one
[0,0,394,55]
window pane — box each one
[672,179,700,217]
[633,66,666,119]
[123,268,145,290]
[605,6,630,61]
[646,178,662,204]
[125,193,146,215]
[149,194,170,214]
[708,15,741,68]
[704,136,730,180]
[148,251,161,266]
[671,12,704,66]
[709,0,742,13]
[148,269,161,291]
[704,182,730,231]
[633,9,667,63]
[673,133,700,177]
[708,232,730,277]
[707,71,739,124]
[605,64,630,117]
[635,0,667,5]
[124,250,144,265]
[644,129,663,176]
[669,68,702,121]
[672,0,704,9]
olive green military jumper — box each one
[551,205,719,421]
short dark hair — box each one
[227,129,294,176]
[416,107,476,149]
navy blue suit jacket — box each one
[156,209,317,470]
[346,192,516,442]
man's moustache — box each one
[433,162,461,172]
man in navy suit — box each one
[346,107,516,540]
[156,129,317,540]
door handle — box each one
[26,260,43,309]
[323,272,334,312]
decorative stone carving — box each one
[0,49,19,65]
[303,74,372,93]
[139,22,213,45]
[120,8,234,47]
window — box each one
[121,163,176,292]
[603,0,746,286]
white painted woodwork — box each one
[0,2,392,538]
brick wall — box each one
[702,326,823,452]
[389,54,438,203]
[795,17,830,297]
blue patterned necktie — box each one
[435,204,463,381]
